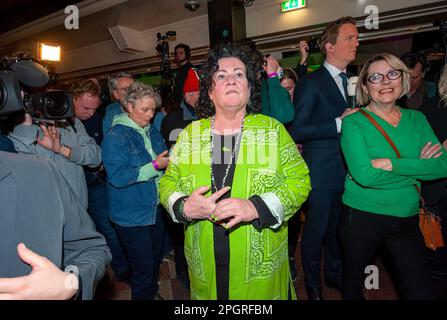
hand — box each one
[37,124,62,153]
[0,243,78,300]
[184,186,231,220]
[341,107,359,120]
[21,113,33,126]
[263,56,280,75]
[443,139,447,151]
[155,150,169,170]
[371,158,392,171]
[420,142,443,159]
[299,41,309,65]
[213,198,259,229]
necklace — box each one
[210,115,244,191]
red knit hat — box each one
[183,68,200,93]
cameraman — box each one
[8,85,102,209]
[174,43,194,103]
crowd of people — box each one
[1,15,447,301]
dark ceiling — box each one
[0,0,81,34]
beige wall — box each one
[245,0,442,37]
[56,14,209,75]
[57,0,443,75]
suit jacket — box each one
[0,151,111,299]
[289,66,350,189]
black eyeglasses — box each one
[366,69,403,84]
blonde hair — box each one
[356,53,410,106]
[438,66,447,106]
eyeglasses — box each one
[366,70,403,84]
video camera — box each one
[156,31,177,65]
[0,54,73,121]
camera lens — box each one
[45,91,70,117]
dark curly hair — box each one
[196,44,262,119]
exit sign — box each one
[281,0,307,12]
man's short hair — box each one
[400,52,428,75]
[108,72,134,91]
[319,16,357,56]
[71,79,101,99]
[174,43,191,60]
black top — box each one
[80,112,105,188]
[160,101,197,149]
[420,95,447,207]
[174,61,194,103]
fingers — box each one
[420,142,431,157]
[39,124,49,136]
[0,293,16,300]
[158,150,169,158]
[208,186,231,202]
[421,143,442,159]
[193,185,211,196]
[17,243,47,269]
[0,276,25,295]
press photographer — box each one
[0,56,110,300]
[0,54,74,151]
[5,56,101,209]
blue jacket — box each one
[102,122,167,227]
[102,101,123,136]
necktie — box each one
[339,72,350,105]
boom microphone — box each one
[10,59,49,88]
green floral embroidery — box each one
[185,222,206,282]
[250,168,284,195]
[245,227,288,282]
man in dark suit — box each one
[289,16,359,300]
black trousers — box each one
[301,189,343,288]
[339,206,434,300]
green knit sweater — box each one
[341,107,447,217]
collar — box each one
[180,100,198,121]
[324,61,347,79]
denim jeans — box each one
[115,207,166,300]
[88,182,129,276]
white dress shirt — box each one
[323,61,348,133]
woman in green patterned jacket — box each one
[159,44,311,300]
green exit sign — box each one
[281,0,307,12]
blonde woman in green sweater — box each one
[340,53,447,300]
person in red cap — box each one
[160,67,200,289]
[161,68,200,150]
